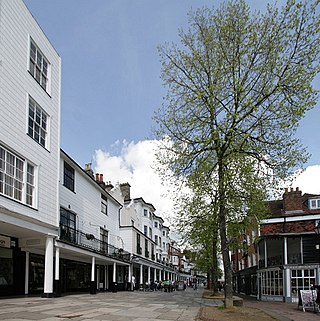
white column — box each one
[264,238,267,268]
[44,235,54,295]
[113,262,116,283]
[154,268,157,282]
[140,264,143,285]
[91,257,95,281]
[284,237,288,265]
[148,266,151,284]
[25,251,29,295]
[128,264,132,290]
[284,268,291,302]
[55,247,60,281]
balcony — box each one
[59,224,130,262]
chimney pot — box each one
[96,173,100,181]
[296,187,299,191]
[100,174,103,182]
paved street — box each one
[1,288,320,321]
[0,287,220,321]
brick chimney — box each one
[84,163,94,178]
[120,183,131,201]
[283,187,303,214]
[95,173,107,190]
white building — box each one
[0,0,61,296]
[56,152,131,294]
[110,183,178,288]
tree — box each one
[154,0,319,307]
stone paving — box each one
[1,288,319,321]
[0,287,220,321]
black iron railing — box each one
[59,224,131,262]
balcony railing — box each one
[59,224,130,262]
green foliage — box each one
[154,0,319,305]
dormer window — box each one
[309,198,320,209]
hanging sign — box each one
[0,235,10,248]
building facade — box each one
[0,0,61,296]
[233,188,320,303]
[0,0,199,297]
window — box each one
[154,222,158,228]
[145,240,149,258]
[309,199,320,209]
[137,233,142,254]
[163,231,165,236]
[63,161,74,192]
[60,208,76,243]
[291,269,316,298]
[100,228,108,254]
[28,97,48,148]
[260,270,283,296]
[144,209,147,216]
[149,227,152,238]
[155,235,158,245]
[101,194,108,215]
[143,225,147,236]
[29,38,50,92]
[0,146,35,206]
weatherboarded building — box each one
[0,0,61,296]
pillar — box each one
[90,256,96,294]
[54,247,61,296]
[42,234,54,297]
[148,266,151,284]
[112,262,117,292]
[140,264,143,287]
[128,264,132,291]
[25,251,29,295]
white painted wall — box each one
[0,0,61,227]
[59,152,121,247]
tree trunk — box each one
[218,160,233,308]
[211,235,219,295]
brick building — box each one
[232,187,320,303]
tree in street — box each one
[154,0,319,307]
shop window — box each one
[291,269,315,298]
[0,248,13,286]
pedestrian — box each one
[131,275,136,291]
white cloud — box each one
[95,140,320,226]
[94,140,175,223]
[291,165,320,194]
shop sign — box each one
[0,235,10,248]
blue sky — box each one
[24,0,319,216]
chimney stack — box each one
[283,187,303,213]
[106,181,114,192]
[120,183,131,201]
[84,163,94,178]
[96,173,100,181]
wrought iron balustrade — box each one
[59,223,130,262]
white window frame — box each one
[29,37,51,94]
[101,194,108,215]
[0,146,36,207]
[27,96,49,149]
[309,198,320,209]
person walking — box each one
[131,275,136,291]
